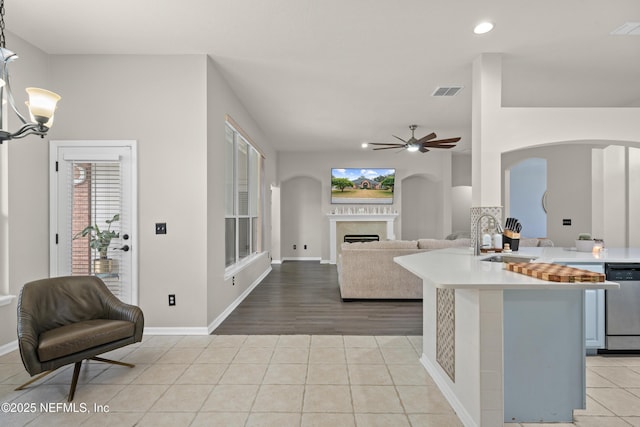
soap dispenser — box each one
[482,228,492,248]
[493,231,503,250]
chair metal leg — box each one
[67,361,83,402]
[16,356,134,401]
[90,356,135,368]
[14,370,55,391]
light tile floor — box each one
[0,335,639,426]
[0,335,462,427]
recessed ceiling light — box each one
[474,22,494,35]
[361,142,368,148]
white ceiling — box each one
[5,0,640,152]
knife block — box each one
[503,230,520,251]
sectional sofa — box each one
[338,237,553,300]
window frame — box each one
[224,119,264,274]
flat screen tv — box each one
[331,168,395,204]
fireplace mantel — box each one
[327,213,398,264]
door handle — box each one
[118,245,130,252]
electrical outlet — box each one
[304,244,307,250]
[232,276,235,286]
[562,219,572,226]
[168,294,176,306]
[156,223,167,234]
[293,244,296,250]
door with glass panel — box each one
[50,141,137,304]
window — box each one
[225,119,263,268]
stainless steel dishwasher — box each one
[605,263,640,351]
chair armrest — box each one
[16,304,43,375]
[103,295,145,342]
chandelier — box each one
[0,0,61,143]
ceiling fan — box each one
[370,125,460,153]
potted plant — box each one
[575,233,595,252]
[74,214,120,273]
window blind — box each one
[68,161,126,299]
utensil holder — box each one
[503,231,520,251]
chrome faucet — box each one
[474,213,500,256]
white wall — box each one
[592,145,640,248]
[277,149,452,262]
[601,146,627,247]
[472,53,640,209]
[630,148,640,246]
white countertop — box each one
[394,247,628,290]
[506,246,640,264]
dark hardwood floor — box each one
[214,261,422,335]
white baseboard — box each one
[1,266,272,350]
[320,259,331,264]
[271,259,282,265]
[144,327,210,336]
[420,354,477,427]
[208,266,272,334]
[281,257,322,262]
[0,340,18,357]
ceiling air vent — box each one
[432,86,463,97]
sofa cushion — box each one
[342,240,418,250]
[417,238,471,250]
[445,231,471,240]
[38,319,134,362]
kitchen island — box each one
[394,247,623,426]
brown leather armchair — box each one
[16,276,144,401]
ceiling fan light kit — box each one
[370,125,460,154]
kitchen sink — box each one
[480,254,537,263]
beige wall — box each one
[276,150,453,262]
[206,57,276,327]
[0,37,277,348]
[502,145,593,247]
[281,176,323,259]
[49,54,209,329]
[0,34,53,349]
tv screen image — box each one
[331,168,395,204]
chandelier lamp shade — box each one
[0,0,61,143]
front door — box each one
[50,141,138,304]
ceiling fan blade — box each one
[373,146,407,150]
[427,137,461,145]
[424,144,456,148]
[419,146,430,153]
[416,132,437,144]
[369,142,405,147]
[423,144,456,149]
[392,135,408,143]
